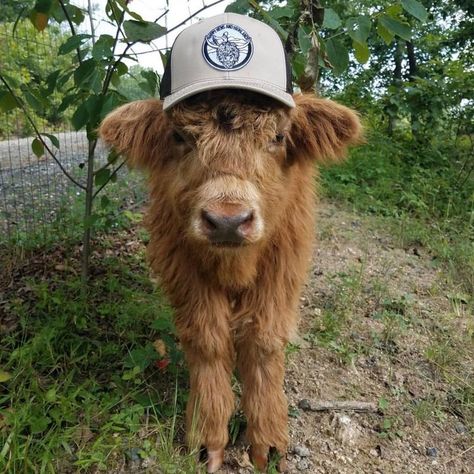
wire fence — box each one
[0,21,113,242]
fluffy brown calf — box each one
[99,90,361,472]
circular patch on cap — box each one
[202,23,253,71]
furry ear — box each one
[288,94,362,164]
[99,99,167,170]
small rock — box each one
[369,445,382,458]
[126,447,141,463]
[455,422,467,434]
[293,445,310,457]
[296,458,309,470]
[331,414,361,446]
[298,399,312,411]
[426,447,438,458]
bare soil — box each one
[219,202,473,474]
[2,200,472,473]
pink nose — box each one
[201,208,254,244]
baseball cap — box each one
[160,12,294,110]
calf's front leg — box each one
[174,293,235,473]
[236,336,289,472]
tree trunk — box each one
[406,40,419,138]
[388,41,403,136]
[406,41,417,79]
[81,139,97,284]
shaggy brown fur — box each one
[99,91,361,472]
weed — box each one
[0,241,187,472]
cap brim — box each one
[163,78,295,111]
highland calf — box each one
[99,13,361,473]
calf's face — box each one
[165,92,293,249]
[99,91,362,251]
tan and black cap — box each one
[160,12,294,110]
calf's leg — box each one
[236,340,288,472]
[173,290,234,473]
[183,344,234,472]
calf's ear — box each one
[99,99,167,170]
[288,94,362,164]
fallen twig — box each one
[444,445,474,466]
[298,399,378,413]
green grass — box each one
[320,129,474,295]
[0,239,197,473]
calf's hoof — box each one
[206,448,224,473]
[250,445,288,473]
[250,444,269,472]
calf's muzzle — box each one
[201,208,254,245]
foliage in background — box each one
[0,20,71,138]
[0,1,473,471]
[1,0,471,282]
[0,0,167,281]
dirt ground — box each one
[216,202,473,474]
[2,200,472,473]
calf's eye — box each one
[274,133,285,144]
[172,130,186,144]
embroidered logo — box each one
[202,23,253,71]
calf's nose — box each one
[201,208,254,244]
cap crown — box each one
[160,13,294,110]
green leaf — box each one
[265,15,288,40]
[29,415,51,434]
[346,16,371,45]
[95,168,111,187]
[65,4,85,25]
[84,213,99,229]
[33,0,53,14]
[0,91,18,112]
[58,93,79,113]
[45,70,61,94]
[100,92,124,120]
[56,70,74,90]
[401,0,428,22]
[151,316,173,332]
[139,70,158,96]
[297,26,312,56]
[267,6,294,20]
[292,52,306,80]
[92,34,115,60]
[32,138,44,158]
[225,0,250,14]
[0,370,12,382]
[377,22,395,45]
[74,59,103,93]
[100,195,111,209]
[58,34,91,55]
[325,38,349,75]
[115,62,128,76]
[353,41,370,64]
[107,150,119,164]
[323,8,342,29]
[42,133,60,149]
[45,388,57,403]
[23,89,44,112]
[386,5,403,16]
[71,102,89,130]
[123,20,167,43]
[379,15,412,41]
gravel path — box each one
[0,132,109,238]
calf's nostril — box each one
[239,211,254,226]
[201,210,218,230]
